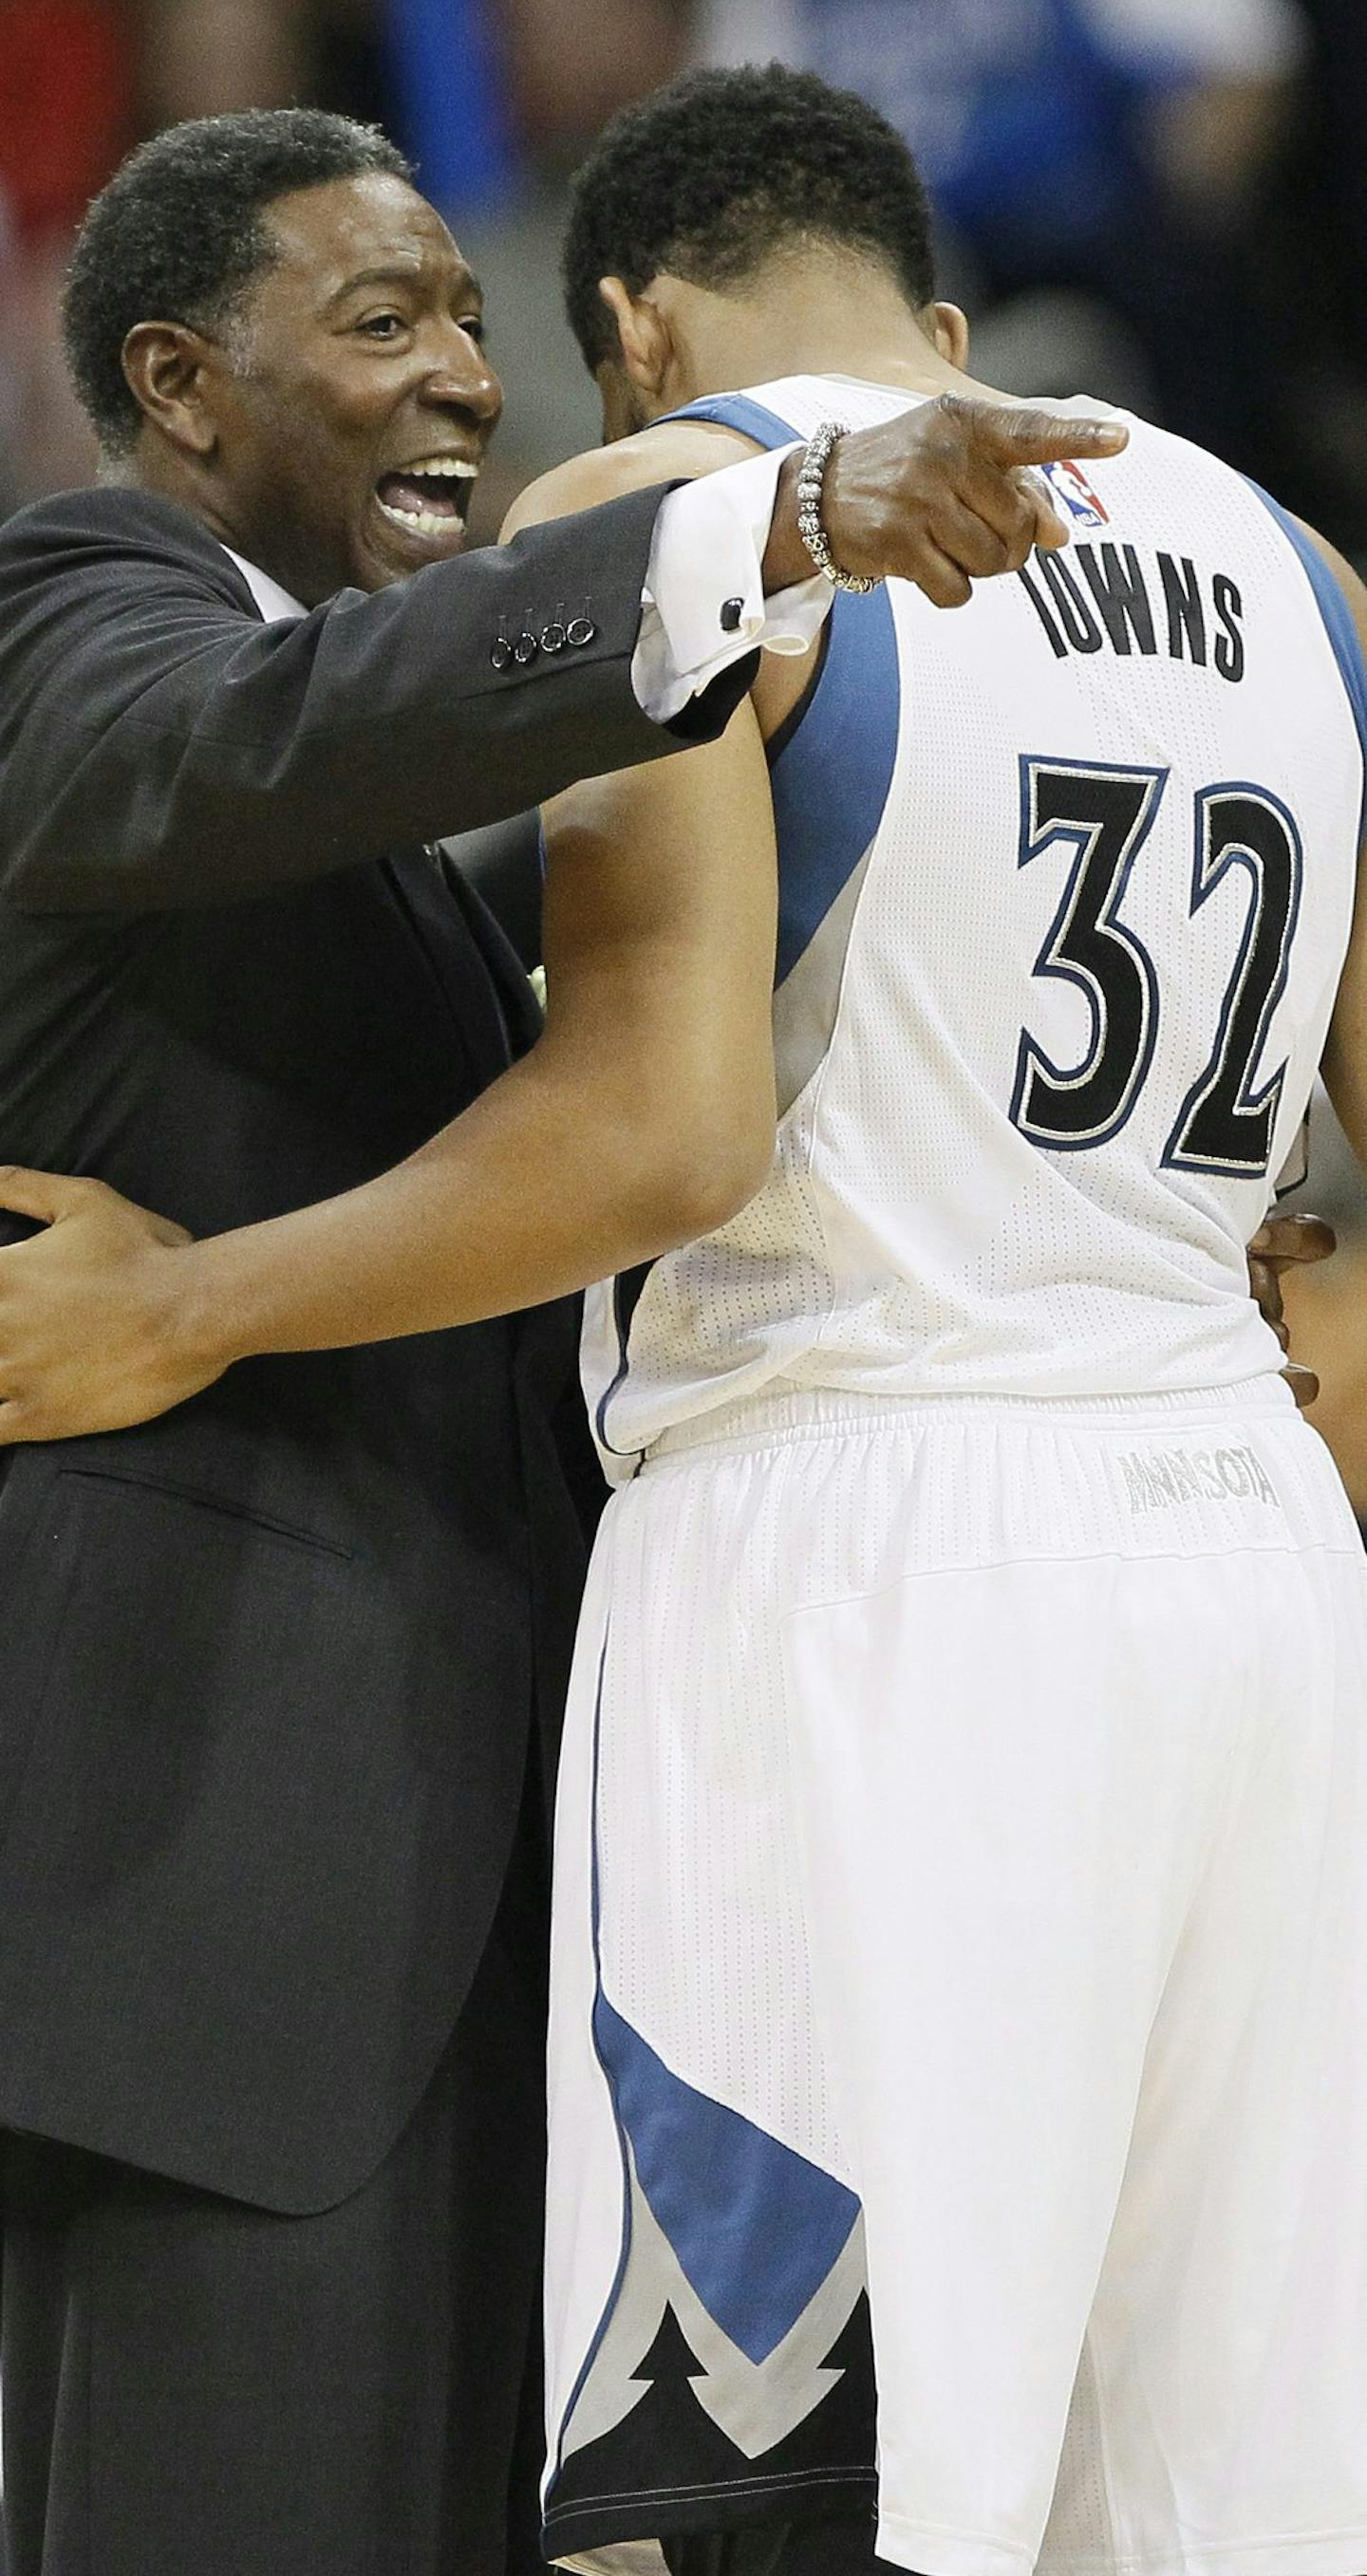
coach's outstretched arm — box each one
[0,482,749,913]
[0,402,1120,915]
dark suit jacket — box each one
[0,483,752,2213]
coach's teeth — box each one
[376,455,479,537]
[378,499,468,537]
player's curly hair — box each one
[64,108,413,455]
[563,62,937,371]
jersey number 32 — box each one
[1009,756,1302,1179]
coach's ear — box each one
[926,301,971,371]
[122,319,220,457]
[597,276,670,402]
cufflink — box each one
[721,596,745,633]
[567,600,596,647]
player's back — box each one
[583,373,1367,1473]
[551,386,1367,2576]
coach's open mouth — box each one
[374,456,478,547]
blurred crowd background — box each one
[2,0,1367,1492]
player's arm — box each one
[0,696,777,1437]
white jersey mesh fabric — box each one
[582,375,1365,1475]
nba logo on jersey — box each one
[1041,457,1111,528]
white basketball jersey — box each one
[584,375,1367,1477]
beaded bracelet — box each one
[796,420,879,595]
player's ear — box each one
[597,276,670,401]
[926,301,971,371]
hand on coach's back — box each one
[767,394,1130,610]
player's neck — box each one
[658,266,1000,411]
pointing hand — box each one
[767,393,1129,609]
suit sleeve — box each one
[0,485,758,914]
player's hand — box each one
[1247,1210,1336,1409]
[0,1167,226,1442]
[768,394,1129,608]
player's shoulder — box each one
[1053,402,1238,514]
[1152,408,1367,673]
[500,419,767,539]
[1094,403,1325,554]
[1068,404,1363,604]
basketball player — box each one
[0,61,1362,2576]
[505,65,1367,2576]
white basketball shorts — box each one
[543,1381,1367,2576]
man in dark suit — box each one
[0,102,831,2576]
[0,96,1112,2576]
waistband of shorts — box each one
[646,1374,1297,1459]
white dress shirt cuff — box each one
[631,446,832,726]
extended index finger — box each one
[944,396,1130,470]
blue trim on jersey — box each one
[657,393,802,452]
[659,391,902,987]
[592,1992,861,2367]
[771,585,900,984]
[1245,479,1367,830]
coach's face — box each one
[197,172,502,605]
